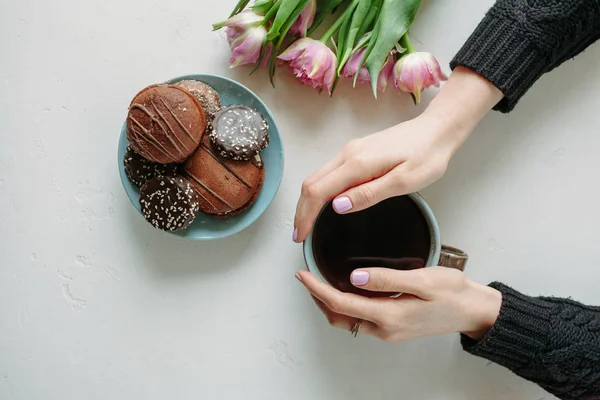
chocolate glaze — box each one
[209,105,269,161]
[183,134,264,217]
[124,145,178,188]
[126,85,206,164]
[139,175,200,231]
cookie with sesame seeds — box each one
[175,80,222,120]
[123,145,178,188]
[139,175,200,231]
[209,105,269,161]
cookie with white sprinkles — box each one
[139,175,200,231]
[175,80,222,120]
[124,145,178,188]
[209,105,269,161]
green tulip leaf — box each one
[356,0,382,41]
[336,0,359,69]
[365,0,422,96]
[338,0,371,74]
[354,15,381,87]
[354,32,372,52]
[262,1,281,25]
[249,39,270,75]
[268,0,312,85]
[251,0,274,14]
[307,0,346,35]
[229,0,252,18]
[267,0,304,41]
[329,74,341,97]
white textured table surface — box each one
[2,1,600,399]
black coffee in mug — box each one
[311,195,431,297]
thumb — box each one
[350,268,433,299]
[333,171,408,214]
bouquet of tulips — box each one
[213,0,447,103]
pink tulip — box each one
[289,0,317,37]
[392,52,448,104]
[341,48,370,85]
[213,10,264,31]
[341,49,395,92]
[378,53,396,92]
[213,10,267,68]
[277,38,337,94]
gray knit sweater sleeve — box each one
[450,0,600,112]
[461,283,600,400]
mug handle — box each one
[387,246,468,299]
[438,245,468,271]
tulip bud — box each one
[277,38,337,95]
[289,0,317,37]
[392,52,447,104]
[341,48,370,85]
[213,10,267,68]
[377,53,396,93]
[341,49,396,93]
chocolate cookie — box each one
[209,105,269,161]
[175,80,221,120]
[183,135,265,217]
[126,84,206,164]
[124,145,177,188]
[139,175,200,231]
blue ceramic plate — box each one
[117,74,284,240]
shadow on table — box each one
[301,306,546,399]
[124,200,273,280]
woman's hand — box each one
[294,116,457,242]
[295,267,502,342]
[292,67,504,242]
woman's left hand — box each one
[296,267,502,341]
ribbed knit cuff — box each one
[461,282,556,369]
[450,12,548,113]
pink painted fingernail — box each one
[333,196,353,213]
[295,273,303,283]
[292,228,298,242]
[351,271,369,286]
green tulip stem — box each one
[399,33,414,54]
[319,3,356,44]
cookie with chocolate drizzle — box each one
[126,84,206,164]
[209,105,269,161]
[183,134,265,217]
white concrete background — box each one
[1,0,599,399]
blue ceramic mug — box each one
[303,193,468,288]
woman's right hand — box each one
[293,67,504,243]
[295,266,502,342]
